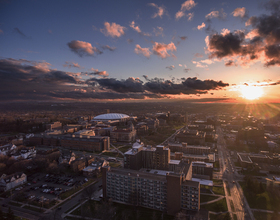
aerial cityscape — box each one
[0,0,280,219]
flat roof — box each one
[192,161,213,168]
[169,160,180,165]
[191,178,213,186]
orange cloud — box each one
[100,22,126,38]
[134,44,152,58]
[152,41,176,59]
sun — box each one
[241,85,264,100]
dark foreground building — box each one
[102,164,200,215]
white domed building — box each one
[92,113,130,122]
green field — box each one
[200,198,228,212]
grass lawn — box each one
[9,201,22,207]
[213,179,223,185]
[118,145,132,153]
[209,213,231,220]
[201,198,228,213]
[240,181,280,211]
[200,194,220,203]
[23,205,44,213]
[254,211,277,220]
[212,186,225,196]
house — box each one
[83,159,109,177]
[0,173,27,191]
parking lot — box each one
[16,173,89,203]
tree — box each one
[6,207,15,220]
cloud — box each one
[85,70,108,77]
[88,76,229,95]
[48,29,52,34]
[127,39,133,44]
[153,26,164,37]
[205,5,280,67]
[0,29,3,34]
[63,61,81,69]
[100,22,126,38]
[134,44,152,58]
[87,77,145,93]
[148,3,166,18]
[175,0,197,20]
[129,21,150,36]
[152,41,176,59]
[180,36,188,40]
[225,60,237,66]
[232,7,247,18]
[197,22,206,30]
[0,58,231,101]
[184,68,191,72]
[166,65,175,70]
[101,45,116,51]
[205,9,227,20]
[194,53,204,58]
[144,77,228,95]
[67,40,102,57]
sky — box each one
[0,0,280,103]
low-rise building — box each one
[0,173,27,191]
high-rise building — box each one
[102,163,200,215]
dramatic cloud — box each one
[134,44,152,58]
[0,58,231,101]
[232,7,247,18]
[101,45,116,51]
[67,40,102,57]
[88,76,229,95]
[176,0,197,20]
[205,9,227,20]
[205,3,280,67]
[148,3,166,18]
[100,22,126,38]
[152,41,176,59]
[144,77,228,94]
[225,60,237,66]
[63,61,81,68]
[197,22,206,30]
[166,65,175,70]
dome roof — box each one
[93,113,130,121]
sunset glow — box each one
[241,86,264,100]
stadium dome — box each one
[93,113,130,121]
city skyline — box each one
[1,0,280,103]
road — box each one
[216,126,254,220]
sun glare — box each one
[241,86,264,100]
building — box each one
[83,159,109,177]
[192,161,213,180]
[175,130,206,145]
[0,173,27,191]
[168,143,210,155]
[46,121,62,130]
[60,136,110,152]
[124,143,170,170]
[110,124,136,143]
[102,164,200,215]
[92,113,130,123]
